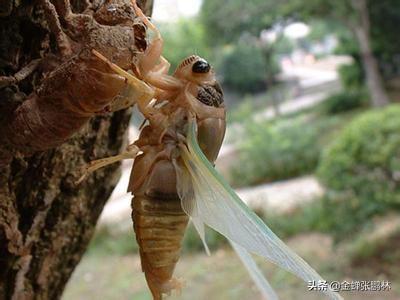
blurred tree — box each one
[369,1,400,79]
[286,0,390,107]
[219,38,267,93]
[201,0,289,114]
[350,0,389,106]
[201,0,280,45]
[201,0,399,107]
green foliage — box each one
[315,193,388,241]
[346,222,400,264]
[338,63,364,91]
[220,40,267,93]
[88,223,228,256]
[182,225,227,253]
[158,19,212,71]
[285,0,400,101]
[200,0,279,45]
[334,26,366,93]
[230,117,329,187]
[316,106,400,238]
[264,191,395,242]
[320,91,366,115]
[227,96,255,123]
[272,36,295,55]
[369,0,400,79]
[262,191,382,241]
[87,225,138,256]
[263,201,328,239]
[307,20,344,42]
[318,105,400,205]
[200,1,287,91]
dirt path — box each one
[99,167,323,225]
[237,175,323,213]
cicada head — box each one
[174,56,226,161]
[174,55,216,85]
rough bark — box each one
[351,0,390,107]
[0,0,152,299]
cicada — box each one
[79,1,343,299]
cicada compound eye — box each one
[192,59,211,73]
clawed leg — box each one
[76,144,140,184]
[132,0,158,34]
[92,50,155,116]
[145,58,182,92]
[40,0,72,56]
[0,59,41,88]
[131,1,183,93]
[131,0,164,76]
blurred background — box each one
[64,0,400,299]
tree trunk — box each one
[0,0,152,299]
[351,0,390,107]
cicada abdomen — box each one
[131,155,189,298]
[129,83,225,299]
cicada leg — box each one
[131,0,183,93]
[131,0,163,75]
[92,50,156,116]
[0,59,41,88]
[76,144,140,184]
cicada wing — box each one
[176,120,343,300]
[231,241,279,300]
[174,159,210,255]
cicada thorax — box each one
[195,82,226,162]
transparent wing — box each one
[176,120,342,300]
[231,241,279,300]
[173,159,210,256]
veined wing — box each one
[231,241,279,300]
[176,119,342,300]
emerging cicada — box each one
[79,1,343,299]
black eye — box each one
[192,60,210,73]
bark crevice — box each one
[0,0,153,299]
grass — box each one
[64,229,400,300]
[75,198,400,299]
